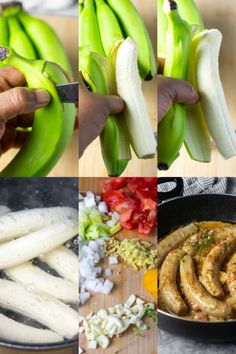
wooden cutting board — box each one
[79,0,157,177]
[0,16,78,178]
[159,0,236,177]
[79,178,157,354]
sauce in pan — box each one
[158,222,236,322]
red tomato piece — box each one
[102,190,125,210]
[120,209,136,229]
[138,221,153,235]
[101,177,157,235]
[100,178,128,192]
[127,178,149,193]
[147,208,157,222]
[144,178,157,184]
[113,197,139,214]
[141,198,157,213]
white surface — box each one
[158,329,236,354]
[0,0,78,16]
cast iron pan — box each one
[158,177,236,343]
[0,178,78,351]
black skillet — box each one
[158,177,236,343]
[0,178,78,351]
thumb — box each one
[104,95,125,115]
[0,87,51,122]
[168,78,199,105]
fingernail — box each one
[34,89,51,107]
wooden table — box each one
[0,16,78,177]
[159,0,236,177]
[79,178,157,354]
[79,0,157,177]
[0,346,77,354]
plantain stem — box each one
[0,47,8,61]
[169,0,177,11]
[0,1,22,16]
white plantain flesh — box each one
[5,262,78,303]
[115,37,157,159]
[0,279,78,339]
[0,221,77,270]
[43,246,78,285]
[194,29,236,159]
[0,207,77,241]
[0,313,63,344]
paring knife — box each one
[56,82,78,103]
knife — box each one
[56,82,78,103]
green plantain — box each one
[0,16,8,46]
[17,9,72,74]
[94,0,124,57]
[0,47,75,177]
[8,16,37,60]
[176,0,204,29]
[79,46,131,176]
[158,0,168,58]
[158,0,192,170]
[79,0,105,57]
[106,0,157,80]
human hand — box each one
[0,66,50,154]
[158,76,199,122]
[79,82,124,158]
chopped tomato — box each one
[127,178,154,193]
[147,208,157,222]
[120,209,135,229]
[113,198,139,214]
[100,178,128,192]
[102,190,125,210]
[138,221,153,235]
[132,211,142,223]
[140,198,157,213]
[135,186,157,201]
[101,177,157,235]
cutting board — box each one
[79,0,157,177]
[159,0,236,177]
[79,178,157,354]
[0,16,78,178]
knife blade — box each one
[56,82,78,103]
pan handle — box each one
[158,177,184,203]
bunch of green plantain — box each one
[79,0,157,176]
[0,1,75,177]
[0,1,72,73]
[80,0,156,80]
[158,0,236,170]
